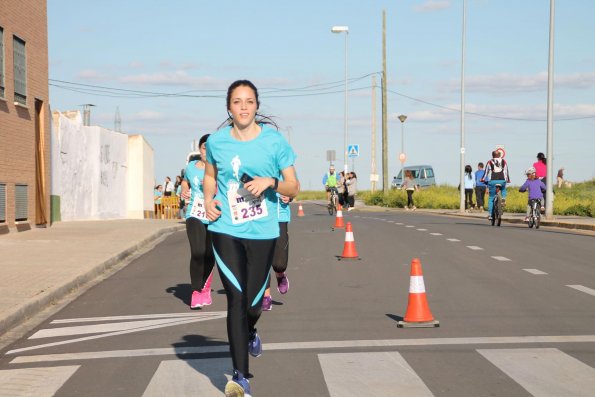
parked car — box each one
[391,165,436,189]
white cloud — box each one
[76,69,112,81]
[414,0,451,13]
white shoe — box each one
[347,207,353,211]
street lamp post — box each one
[331,25,349,175]
[398,115,407,182]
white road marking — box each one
[395,222,404,225]
[33,316,223,339]
[478,348,595,397]
[11,335,595,363]
[142,358,230,397]
[491,256,511,261]
[430,233,443,236]
[524,269,548,275]
[51,312,210,324]
[7,313,227,355]
[567,285,595,297]
[447,238,460,242]
[466,245,483,250]
[319,352,434,397]
[417,228,428,231]
[0,365,79,397]
[406,225,415,228]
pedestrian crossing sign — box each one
[348,144,359,158]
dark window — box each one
[13,35,26,105]
[15,184,28,221]
[0,27,5,98]
[0,183,6,222]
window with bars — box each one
[15,184,28,221]
[0,27,5,98]
[0,184,6,223]
[13,35,26,105]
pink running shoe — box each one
[276,273,289,295]
[198,288,212,307]
[190,290,202,309]
[262,295,272,311]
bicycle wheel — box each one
[528,215,534,228]
[535,211,540,229]
[328,196,335,216]
[495,194,502,227]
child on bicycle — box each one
[519,167,546,222]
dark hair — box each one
[350,172,357,179]
[537,152,546,164]
[465,165,472,173]
[218,79,278,129]
[199,133,210,147]
[492,150,499,158]
[477,162,484,168]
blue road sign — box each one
[347,144,360,158]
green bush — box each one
[360,180,595,217]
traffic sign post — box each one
[347,144,359,158]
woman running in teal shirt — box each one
[203,80,299,397]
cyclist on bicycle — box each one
[322,165,339,206]
[519,167,546,222]
[481,150,510,220]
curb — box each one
[0,224,185,337]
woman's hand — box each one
[280,194,290,204]
[205,199,222,222]
[243,177,274,197]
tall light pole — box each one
[381,10,388,194]
[545,0,555,219]
[331,25,349,175]
[398,115,407,181]
[459,0,467,213]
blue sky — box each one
[48,0,595,190]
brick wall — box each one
[0,0,50,229]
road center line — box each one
[10,335,595,364]
[466,246,483,250]
[523,269,548,275]
[491,256,511,261]
[567,285,595,297]
[430,233,443,236]
[447,238,460,242]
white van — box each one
[391,165,436,189]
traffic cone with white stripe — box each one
[333,204,345,229]
[397,258,440,328]
[297,203,305,217]
[339,222,359,260]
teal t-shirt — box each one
[184,160,209,224]
[276,192,291,223]
[206,125,296,239]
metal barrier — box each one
[154,196,180,219]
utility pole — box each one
[381,10,388,194]
[114,106,122,132]
[371,74,377,193]
[545,0,555,219]
[459,0,467,213]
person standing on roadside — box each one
[346,171,357,211]
[203,80,299,397]
[464,165,475,210]
[401,170,418,210]
[475,162,487,211]
[181,134,215,310]
[163,176,173,197]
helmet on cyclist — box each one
[525,167,536,175]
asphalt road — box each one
[1,203,594,396]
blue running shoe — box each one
[248,330,262,358]
[225,370,251,397]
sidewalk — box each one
[0,219,185,339]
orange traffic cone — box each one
[339,222,360,260]
[397,258,439,328]
[297,204,305,217]
[333,204,345,229]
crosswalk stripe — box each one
[319,352,434,396]
[478,348,595,397]
[0,366,79,397]
[142,358,230,397]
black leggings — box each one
[212,232,276,375]
[267,222,289,288]
[185,217,215,291]
[407,190,414,207]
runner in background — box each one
[181,134,215,309]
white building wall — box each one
[52,111,130,220]
[127,135,155,219]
